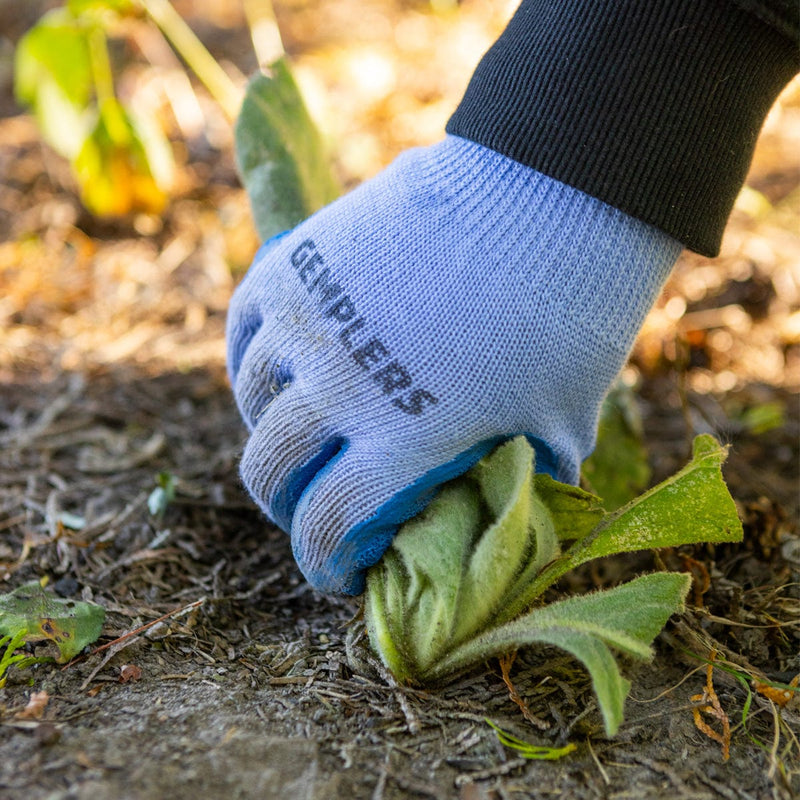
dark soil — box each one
[0,366,798,800]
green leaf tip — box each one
[486,720,577,760]
[365,433,740,736]
[692,432,727,459]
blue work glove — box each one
[227,135,682,594]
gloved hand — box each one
[227,135,682,594]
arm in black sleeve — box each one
[446,0,800,256]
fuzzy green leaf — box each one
[0,581,105,663]
[570,434,742,567]
[454,438,542,642]
[389,481,483,673]
[505,434,743,616]
[365,433,741,739]
[432,572,691,735]
[235,59,340,241]
[365,438,563,679]
[442,571,691,670]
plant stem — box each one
[87,25,116,107]
[138,0,243,121]
[242,0,285,67]
[87,26,133,144]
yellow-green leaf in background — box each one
[73,97,173,216]
[14,8,95,160]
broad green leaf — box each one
[581,381,651,510]
[14,9,94,159]
[505,434,743,616]
[369,481,482,675]
[73,98,173,215]
[235,59,340,240]
[435,572,691,675]
[570,434,742,567]
[0,581,105,663]
[433,573,691,735]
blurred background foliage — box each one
[0,0,515,375]
[0,1,798,500]
[14,0,241,216]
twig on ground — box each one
[497,652,550,730]
[68,598,205,684]
[690,652,731,761]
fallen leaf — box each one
[0,581,105,663]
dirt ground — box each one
[1,2,799,798]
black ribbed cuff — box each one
[447,0,799,256]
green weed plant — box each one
[365,435,743,736]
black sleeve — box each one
[446,0,800,256]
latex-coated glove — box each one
[227,135,682,594]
